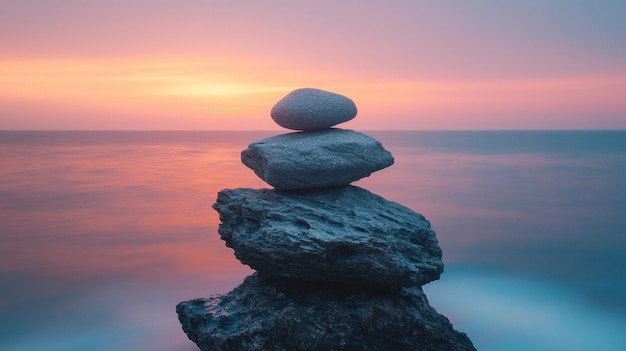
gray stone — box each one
[177,274,476,351]
[271,88,357,130]
[213,186,443,288]
[241,129,394,190]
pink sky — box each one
[1,0,625,130]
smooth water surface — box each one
[1,130,625,350]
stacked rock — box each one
[176,88,475,351]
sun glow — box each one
[2,58,625,130]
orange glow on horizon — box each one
[1,58,625,130]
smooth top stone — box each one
[213,185,444,288]
[241,129,394,190]
[271,88,357,130]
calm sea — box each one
[1,130,625,351]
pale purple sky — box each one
[1,0,625,130]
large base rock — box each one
[177,274,476,351]
[213,186,443,288]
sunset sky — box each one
[1,0,625,130]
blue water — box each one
[1,130,625,350]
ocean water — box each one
[1,130,625,351]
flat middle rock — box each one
[241,129,394,190]
[213,186,444,288]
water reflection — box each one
[1,132,262,350]
[424,265,626,351]
[1,131,625,350]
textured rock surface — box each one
[213,185,443,287]
[241,129,394,190]
[271,88,357,130]
[177,274,476,351]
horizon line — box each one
[1,129,625,132]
